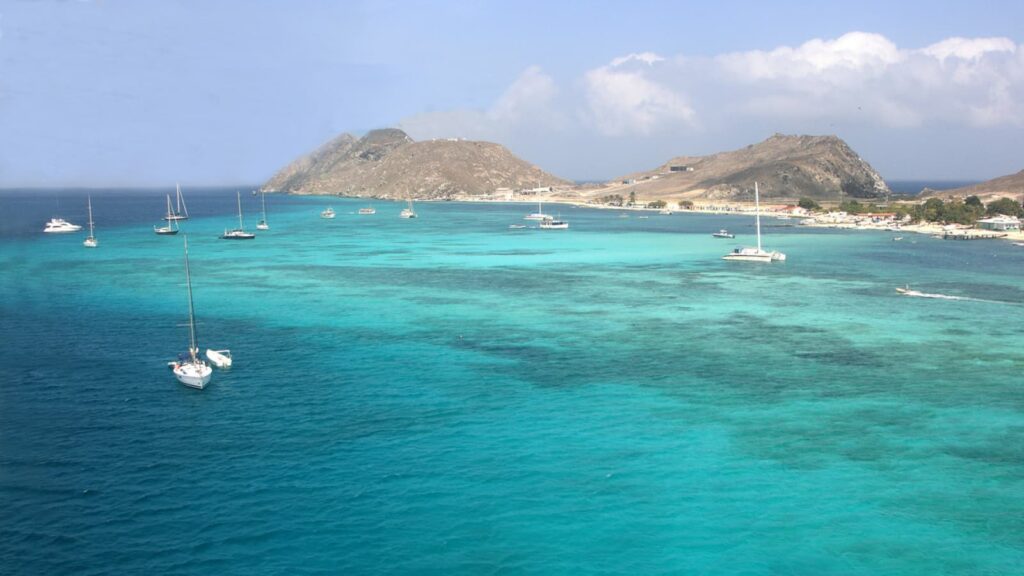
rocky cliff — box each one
[262,128,568,198]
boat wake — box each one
[896,287,1013,305]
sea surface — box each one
[2,188,1023,575]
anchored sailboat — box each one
[164,183,190,221]
[83,195,98,247]
[169,236,213,389]
[400,199,417,218]
[220,191,256,239]
[256,191,270,230]
[722,182,786,262]
[154,195,180,235]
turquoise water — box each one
[2,190,1023,574]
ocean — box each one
[2,188,1023,574]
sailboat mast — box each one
[176,183,182,214]
[237,191,244,230]
[754,182,762,252]
[261,191,267,221]
[87,195,94,236]
[183,236,199,361]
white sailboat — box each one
[164,183,190,221]
[83,195,98,247]
[221,191,256,239]
[256,191,270,230]
[170,236,213,389]
[524,200,551,221]
[722,182,786,262]
[154,195,180,235]
[321,207,336,219]
[400,199,417,218]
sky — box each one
[1,0,1023,186]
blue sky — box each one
[1,0,1022,186]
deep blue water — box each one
[887,180,980,196]
[2,188,1023,574]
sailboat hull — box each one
[83,237,98,247]
[173,362,212,389]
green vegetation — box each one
[647,200,667,209]
[679,200,694,209]
[597,194,624,206]
[628,190,637,206]
[985,197,1024,218]
[798,197,820,210]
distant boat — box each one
[321,207,336,219]
[722,182,786,262]
[508,224,527,229]
[712,229,735,239]
[205,348,233,369]
[83,195,98,247]
[524,201,551,221]
[539,215,569,230]
[400,199,417,219]
[659,209,673,215]
[43,217,82,233]
[169,236,212,389]
[154,194,180,235]
[358,206,376,215]
[220,191,256,239]
[892,236,903,241]
[256,191,270,230]
[164,183,190,221]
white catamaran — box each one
[170,236,213,389]
[722,182,786,263]
[164,183,190,221]
[83,195,98,247]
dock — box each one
[941,231,1008,241]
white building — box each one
[977,215,1021,231]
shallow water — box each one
[2,189,1023,574]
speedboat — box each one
[43,218,82,233]
[892,236,903,241]
[358,207,376,215]
[205,349,233,369]
[712,229,735,238]
[539,217,569,230]
[509,224,527,229]
[321,207,336,219]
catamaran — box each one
[220,191,256,239]
[169,236,213,389]
[83,195,98,247]
[722,182,786,262]
[256,191,270,230]
[164,183,190,221]
[524,201,551,221]
[154,195,180,235]
[400,199,417,218]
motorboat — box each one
[712,229,735,239]
[154,194,180,235]
[43,218,82,233]
[539,216,569,230]
[83,196,98,247]
[722,182,786,262]
[358,206,376,215]
[399,199,417,218]
[169,236,213,389]
[321,207,336,219]
[205,349,233,369]
[659,209,673,215]
[508,224,527,229]
[221,191,256,239]
[892,236,903,241]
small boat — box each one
[221,191,256,239]
[43,217,82,233]
[539,216,569,230]
[524,201,551,221]
[205,349,233,369]
[321,207,336,219]
[508,224,527,229]
[164,183,190,221]
[256,191,270,230]
[169,236,213,389]
[83,196,98,247]
[154,194,180,235]
[638,215,649,219]
[1013,242,1024,247]
[358,206,376,215]
[722,182,786,262]
[659,209,673,215]
[712,229,735,239]
[400,199,417,219]
[892,236,903,241]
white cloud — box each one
[921,37,1016,63]
[610,52,665,67]
[582,53,695,136]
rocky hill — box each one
[262,128,568,198]
[606,134,889,202]
[918,169,1024,202]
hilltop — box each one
[601,134,890,203]
[918,169,1024,202]
[262,128,568,198]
